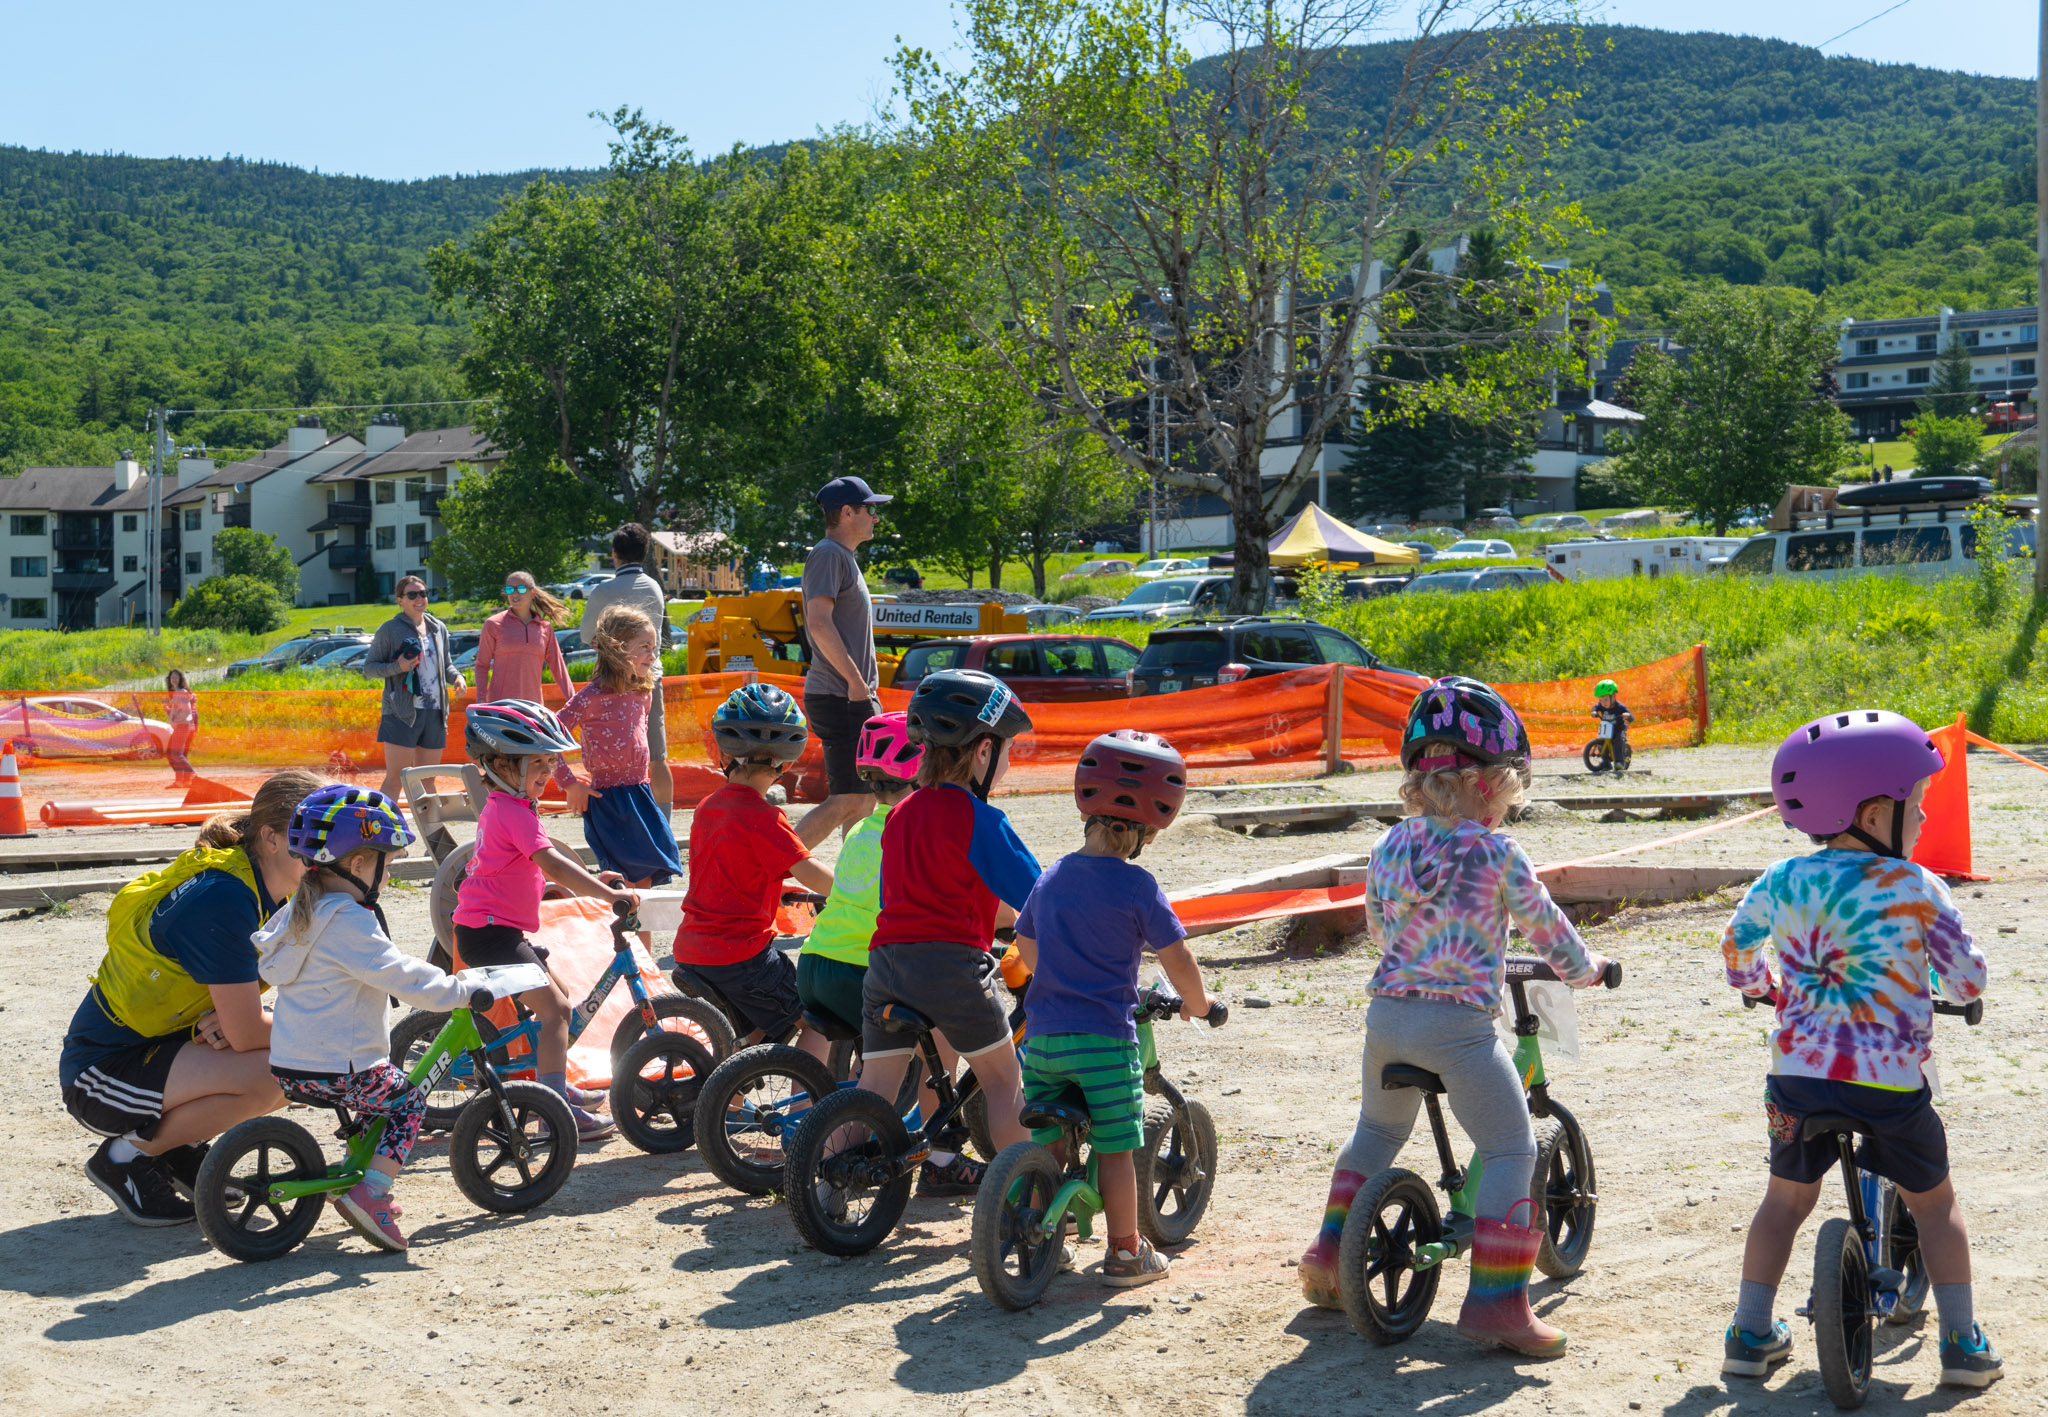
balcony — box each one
[327,543,374,571]
[418,489,446,520]
[52,525,113,552]
[222,503,252,529]
[309,500,372,532]
[53,570,116,594]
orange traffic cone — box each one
[1911,713,1978,881]
[0,739,29,837]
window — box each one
[9,515,44,537]
[898,643,966,682]
[2015,359,2037,376]
[1040,641,1101,677]
[9,556,47,577]
[183,508,201,531]
[982,644,1041,679]
[11,598,47,620]
[184,553,201,575]
[404,477,427,502]
[375,481,396,504]
[405,523,428,548]
[1845,372,1870,390]
[1101,641,1139,675]
[1960,523,2023,560]
[1915,334,1936,351]
[1242,626,1318,664]
[1310,628,1368,666]
[1137,634,1227,671]
[1854,338,1877,356]
[121,515,138,532]
[1961,330,1980,347]
[2024,325,2039,343]
[1785,532,1856,572]
[375,572,396,597]
[1722,540,1775,578]
[1861,527,1950,566]
[375,526,397,550]
[1905,367,1931,385]
[122,556,137,573]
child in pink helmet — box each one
[1719,710,1996,1389]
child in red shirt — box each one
[675,685,835,1056]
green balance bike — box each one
[970,984,1227,1310]
[1339,955,1623,1343]
[194,964,579,1262]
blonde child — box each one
[454,700,640,1142]
[553,604,682,888]
[256,785,468,1252]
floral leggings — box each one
[273,1062,427,1166]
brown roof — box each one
[0,466,144,513]
[162,444,301,507]
[310,425,499,483]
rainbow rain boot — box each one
[1455,1198,1566,1357]
[1299,1168,1366,1310]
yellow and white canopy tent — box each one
[1267,504,1420,568]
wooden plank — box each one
[1542,789,1771,812]
[1184,779,1335,795]
[1167,852,1367,904]
[1206,802,1404,833]
[1540,864,1759,904]
[0,844,183,872]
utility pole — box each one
[2038,0,2047,594]
[147,407,163,635]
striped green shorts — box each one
[1022,1031,1145,1153]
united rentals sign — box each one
[871,603,987,631]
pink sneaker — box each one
[333,1181,408,1252]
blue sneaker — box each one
[1722,1320,1793,1378]
[1938,1323,2003,1389]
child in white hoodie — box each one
[256,785,469,1253]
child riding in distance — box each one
[854,669,1041,1198]
[673,685,837,1062]
[1011,730,1218,1287]
[255,786,472,1252]
[454,701,641,1142]
[553,604,683,890]
[1720,710,1997,1389]
[1591,678,1632,759]
[1298,677,1611,1356]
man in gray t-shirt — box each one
[797,475,890,848]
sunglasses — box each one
[502,585,530,595]
[401,591,428,600]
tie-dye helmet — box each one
[1400,676,1530,774]
[286,785,417,862]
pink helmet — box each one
[1772,709,1943,853]
[856,711,923,784]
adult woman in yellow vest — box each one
[60,769,325,1226]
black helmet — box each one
[904,669,1034,749]
[1400,676,1530,772]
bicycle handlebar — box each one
[1506,955,1622,989]
[468,989,495,1014]
[1743,988,1982,1026]
[1136,992,1228,1027]
[610,896,641,937]
[1600,960,1623,990]
[780,890,828,909]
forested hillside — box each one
[0,25,2037,475]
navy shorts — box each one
[1764,1074,1950,1194]
[687,945,803,1042]
[377,709,447,751]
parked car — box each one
[1719,514,2034,583]
[1410,526,1462,539]
[1403,567,1553,595]
[1525,514,1593,532]
[3,696,170,759]
[1128,616,1415,695]
[1469,516,1523,532]
[1597,509,1662,531]
[1019,602,1083,629]
[1366,523,1414,538]
[553,626,598,678]
[225,634,371,680]
[1344,576,1412,600]
[1080,577,1211,624]
[1399,540,1439,562]
[1059,558,1136,580]
[882,566,925,588]
[558,572,615,600]
[893,634,1138,701]
[1130,558,1199,580]
[309,643,372,671]
[1433,539,1517,561]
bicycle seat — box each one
[1380,1064,1446,1094]
[670,964,739,1019]
[1799,1113,1872,1142]
[874,1002,935,1036]
[1019,1085,1093,1137]
[802,1008,859,1043]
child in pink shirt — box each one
[552,605,682,888]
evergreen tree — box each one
[1922,332,1978,419]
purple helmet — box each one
[287,785,417,862]
[1772,710,1943,845]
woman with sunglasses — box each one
[474,572,575,706]
[363,575,466,800]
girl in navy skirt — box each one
[554,604,683,887]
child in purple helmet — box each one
[256,786,473,1252]
[1720,710,1997,1389]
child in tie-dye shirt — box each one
[1719,708,1998,1391]
[1297,677,1610,1359]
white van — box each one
[1545,536,1746,582]
[1718,510,2034,582]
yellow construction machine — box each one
[684,588,1029,684]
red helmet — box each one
[1075,730,1186,830]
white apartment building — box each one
[1836,306,2040,440]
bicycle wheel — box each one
[694,1044,837,1195]
[194,1117,329,1263]
[1582,739,1611,773]
[1338,1167,1443,1346]
[449,1081,578,1214]
[971,1142,1068,1311]
[389,1008,513,1133]
[606,993,737,1071]
[1134,1098,1218,1248]
[1812,1215,1874,1409]
[610,1030,715,1155]
[1883,1183,1927,1323]
[784,1086,914,1257]
[1531,1114,1598,1278]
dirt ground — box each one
[3,745,2044,1417]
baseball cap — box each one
[816,475,893,511]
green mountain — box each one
[0,26,2037,474]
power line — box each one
[1815,0,1915,52]
[166,397,490,417]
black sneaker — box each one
[86,1139,195,1227]
[157,1142,210,1201]
[916,1154,985,1198]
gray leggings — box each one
[1337,994,1536,1222]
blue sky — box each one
[0,0,2032,181]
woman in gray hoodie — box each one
[256,784,469,1253]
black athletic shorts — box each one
[688,945,803,1042]
[453,921,549,971]
[804,692,876,798]
[1764,1074,1950,1194]
[63,1034,185,1139]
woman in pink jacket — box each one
[474,572,575,704]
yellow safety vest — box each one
[89,845,264,1039]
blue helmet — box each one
[287,785,417,862]
[713,683,809,763]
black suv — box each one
[1128,616,1414,695]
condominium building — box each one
[1835,306,2039,439]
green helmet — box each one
[1594,679,1618,697]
